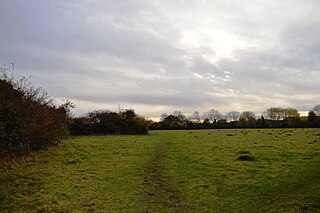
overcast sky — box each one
[1,0,319,118]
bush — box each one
[0,65,73,160]
[69,109,151,135]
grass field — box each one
[1,129,320,212]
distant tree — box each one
[172,110,186,120]
[226,111,240,121]
[313,104,320,116]
[265,107,286,121]
[160,113,168,122]
[190,111,202,123]
[203,118,210,124]
[307,111,317,123]
[69,117,91,135]
[286,108,300,118]
[239,111,256,126]
[306,111,320,127]
[161,114,187,129]
[120,109,150,134]
[203,109,222,123]
[285,108,300,126]
[265,107,301,127]
[71,109,150,135]
[260,115,267,127]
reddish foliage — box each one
[0,76,72,159]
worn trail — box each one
[143,141,188,212]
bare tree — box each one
[313,104,320,116]
[266,107,300,120]
[203,109,222,123]
[239,111,256,123]
[287,108,300,118]
[172,110,186,120]
[190,111,202,123]
[226,111,240,121]
[265,107,285,121]
[160,113,168,122]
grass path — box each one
[1,129,320,212]
[143,140,188,211]
[144,139,191,212]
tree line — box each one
[151,107,320,130]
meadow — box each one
[1,129,320,212]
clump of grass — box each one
[237,155,257,161]
[236,149,256,161]
[192,184,209,189]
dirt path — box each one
[143,141,188,212]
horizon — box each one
[67,107,311,122]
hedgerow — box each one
[0,64,73,160]
[69,109,152,135]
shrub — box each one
[0,65,73,160]
[69,109,151,135]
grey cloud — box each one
[280,23,320,70]
[74,93,202,107]
[1,0,319,117]
[191,57,221,75]
[217,45,320,100]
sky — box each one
[1,0,319,119]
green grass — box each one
[1,129,320,212]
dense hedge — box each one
[0,71,72,160]
[69,109,152,135]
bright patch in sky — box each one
[0,0,319,118]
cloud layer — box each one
[1,0,319,118]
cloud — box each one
[0,0,319,117]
